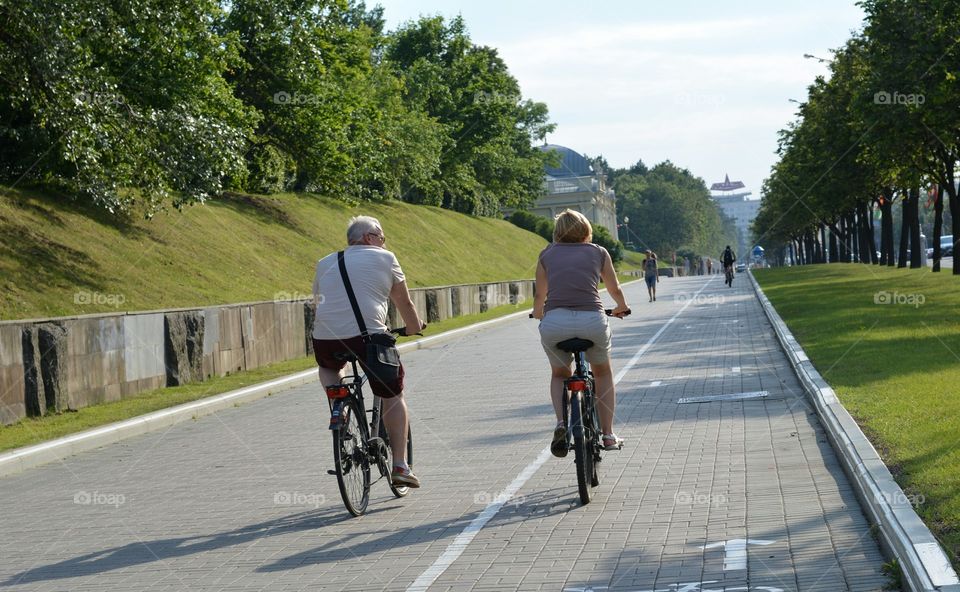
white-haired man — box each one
[311,216,425,487]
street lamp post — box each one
[617,216,636,251]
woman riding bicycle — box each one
[532,209,630,457]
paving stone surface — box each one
[0,275,892,591]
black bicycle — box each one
[325,329,414,516]
[534,308,630,504]
[724,264,734,286]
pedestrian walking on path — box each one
[643,250,659,301]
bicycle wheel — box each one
[333,398,370,516]
[378,417,412,498]
[587,395,601,488]
[570,390,594,505]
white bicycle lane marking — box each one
[406,277,716,592]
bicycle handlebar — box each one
[390,324,427,337]
[529,308,631,319]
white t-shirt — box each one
[312,245,405,339]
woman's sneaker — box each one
[551,424,568,457]
[602,434,624,451]
[391,465,421,488]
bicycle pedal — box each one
[327,470,337,475]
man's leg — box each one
[317,366,342,389]
[591,361,616,435]
[381,394,409,465]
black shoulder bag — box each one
[337,251,401,383]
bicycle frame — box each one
[328,359,384,452]
[562,351,595,425]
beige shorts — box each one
[539,308,612,367]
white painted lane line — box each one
[406,447,552,592]
[650,380,662,387]
[406,278,715,592]
[732,366,741,373]
[614,279,713,383]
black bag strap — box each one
[337,250,369,338]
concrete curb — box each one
[749,271,960,592]
[0,306,533,478]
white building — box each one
[504,144,618,240]
[710,175,760,254]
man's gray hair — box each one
[346,216,381,244]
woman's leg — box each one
[550,363,573,422]
[591,361,616,434]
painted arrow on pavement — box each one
[700,538,775,570]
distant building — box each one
[504,144,618,240]
[710,174,759,254]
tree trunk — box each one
[829,219,839,263]
[858,202,872,263]
[820,222,830,263]
[868,202,879,264]
[909,186,922,268]
[898,191,909,267]
[850,211,860,263]
[881,188,895,266]
[933,184,944,272]
[840,215,850,262]
[946,160,960,275]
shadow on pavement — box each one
[1,507,362,587]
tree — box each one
[0,0,258,214]
[386,16,555,215]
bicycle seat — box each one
[556,338,594,353]
[332,351,358,362]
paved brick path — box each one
[0,275,891,591]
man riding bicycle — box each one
[722,245,737,274]
[311,216,425,488]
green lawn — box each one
[754,264,960,567]
[0,185,547,319]
[0,301,529,452]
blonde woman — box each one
[532,209,631,456]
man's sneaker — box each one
[551,424,568,458]
[602,434,624,451]
[390,466,421,488]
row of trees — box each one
[752,0,960,273]
[597,158,738,259]
[0,1,554,216]
[507,210,625,264]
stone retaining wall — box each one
[0,280,534,425]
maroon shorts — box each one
[312,336,405,398]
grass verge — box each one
[0,302,529,452]
[0,185,546,319]
[754,263,960,568]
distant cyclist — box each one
[722,245,737,286]
[532,209,631,456]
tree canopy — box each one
[753,0,960,272]
[0,1,553,217]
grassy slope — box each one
[0,186,547,320]
[754,264,960,565]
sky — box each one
[373,0,867,201]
